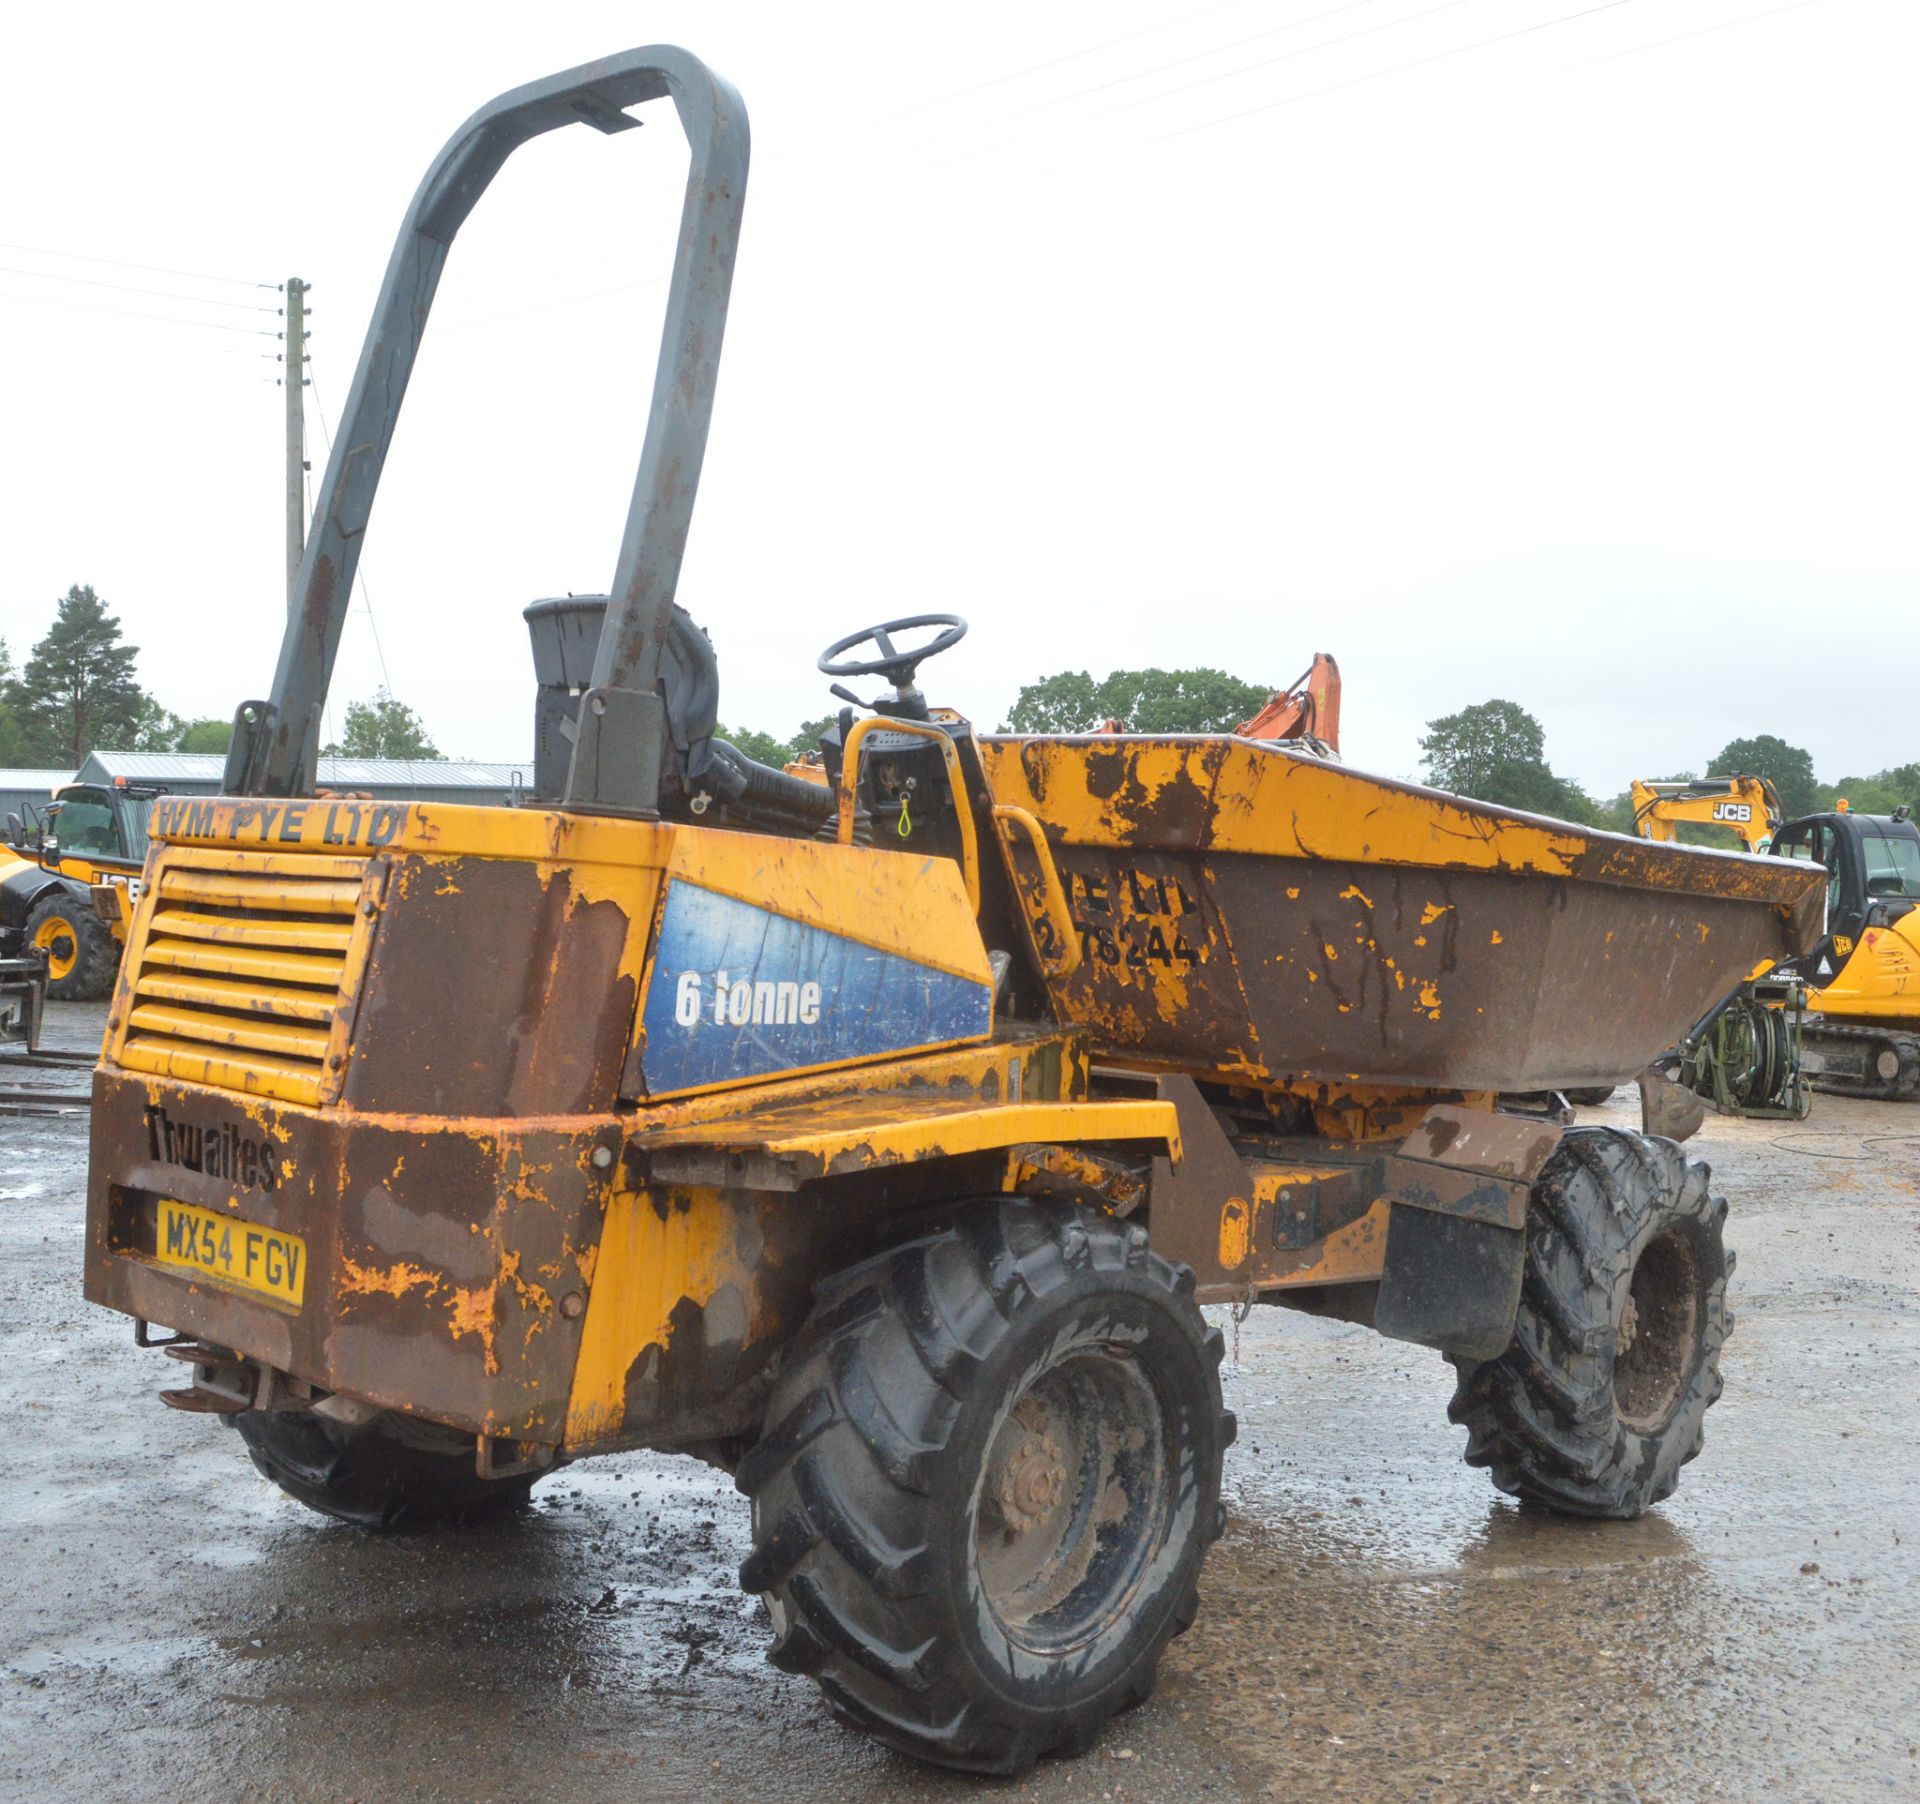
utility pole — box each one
[284,276,308,611]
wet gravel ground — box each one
[3,1001,1917,1802]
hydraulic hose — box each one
[704,739,837,825]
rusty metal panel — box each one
[979,736,1825,1095]
[1146,1076,1388,1301]
[84,1071,611,1442]
[1377,1106,1562,1231]
[347,854,640,1118]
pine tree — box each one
[7,585,147,767]
[0,637,24,765]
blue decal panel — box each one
[638,882,993,1095]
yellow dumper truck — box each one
[84,48,1822,1773]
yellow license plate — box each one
[155,1198,306,1306]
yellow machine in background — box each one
[81,48,1824,1776]
[1631,776,1809,1116]
[1631,776,1920,1102]
[1631,775,1779,853]
[0,778,151,1000]
[1769,803,1920,1099]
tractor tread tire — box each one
[1448,1127,1729,1519]
[738,1199,1230,1775]
[25,891,117,1002]
[232,1409,537,1531]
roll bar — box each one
[222,46,749,816]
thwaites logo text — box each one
[144,1105,282,1191]
[672,969,823,1029]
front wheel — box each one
[738,1199,1232,1774]
[26,891,117,1001]
[1449,1127,1729,1519]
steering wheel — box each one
[818,613,968,687]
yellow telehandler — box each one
[82,48,1821,1772]
[1,776,152,999]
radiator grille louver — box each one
[114,850,377,1106]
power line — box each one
[1108,0,1480,119]
[0,238,276,290]
[1161,0,1638,140]
[929,0,1480,169]
[892,0,1255,117]
[994,0,1389,122]
[1584,0,1826,68]
[0,286,281,337]
[0,262,282,314]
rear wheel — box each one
[232,1409,539,1530]
[1449,1127,1729,1518]
[738,1198,1231,1774]
[26,892,116,1001]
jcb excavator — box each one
[0,777,152,1001]
[1633,777,1920,1103]
[1630,775,1778,854]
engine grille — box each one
[113,848,378,1106]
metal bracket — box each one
[476,1435,558,1482]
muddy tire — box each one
[737,1198,1232,1774]
[1448,1127,1729,1519]
[232,1409,538,1530]
[25,891,116,1001]
[1563,1085,1617,1107]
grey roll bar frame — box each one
[221,46,749,817]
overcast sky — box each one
[1,0,1913,794]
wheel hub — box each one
[1615,1230,1702,1434]
[33,917,76,980]
[998,1422,1068,1531]
[971,1348,1172,1656]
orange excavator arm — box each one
[1236,653,1341,753]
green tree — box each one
[716,717,835,767]
[787,717,833,762]
[716,723,792,767]
[1002,667,1271,734]
[176,717,234,754]
[1707,735,1819,819]
[1418,699,1598,823]
[323,689,442,760]
[1420,699,1543,795]
[1824,763,1920,818]
[0,637,23,765]
[130,696,186,752]
[1002,671,1104,734]
[1597,789,1637,835]
[6,584,146,767]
